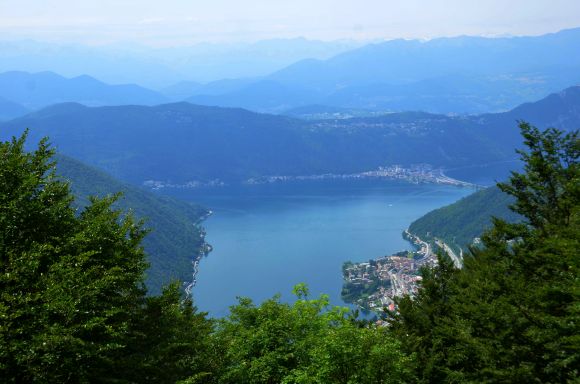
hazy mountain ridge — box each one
[1,86,578,187]
[0,38,361,88]
[0,96,30,120]
[0,71,167,110]
[188,28,580,114]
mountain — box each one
[0,96,29,120]
[187,80,312,113]
[283,105,381,120]
[0,38,361,88]
[54,154,208,294]
[487,85,580,131]
[0,71,167,110]
[408,186,521,252]
[188,28,580,114]
[159,80,204,101]
[1,86,578,187]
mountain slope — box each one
[55,154,208,294]
[1,86,578,187]
[190,28,580,114]
[270,28,580,90]
[0,96,29,120]
[408,186,520,252]
[0,71,167,110]
[0,38,361,87]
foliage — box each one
[408,185,520,251]
[498,122,579,231]
[391,122,580,383]
[55,154,208,294]
[3,121,578,383]
[211,283,415,384]
[0,132,214,383]
[6,88,580,186]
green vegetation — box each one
[391,122,579,382]
[0,132,415,383]
[408,185,521,251]
[54,154,208,294]
[0,132,214,382]
[2,87,579,186]
[212,284,415,384]
[1,121,578,382]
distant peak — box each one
[31,102,88,116]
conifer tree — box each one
[391,122,579,382]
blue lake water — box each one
[163,180,473,317]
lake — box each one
[163,180,473,317]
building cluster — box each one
[342,231,439,312]
[245,164,475,187]
[143,179,225,190]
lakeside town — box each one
[341,230,455,313]
[246,164,477,187]
[142,164,477,190]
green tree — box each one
[499,122,579,231]
[389,254,459,383]
[211,284,414,384]
[124,282,216,383]
[0,132,214,383]
[391,122,579,383]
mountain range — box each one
[0,96,29,121]
[0,71,167,111]
[187,28,580,114]
[0,38,361,87]
[1,86,578,187]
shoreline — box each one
[342,229,454,314]
[145,165,482,191]
[184,210,214,297]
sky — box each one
[1,0,580,46]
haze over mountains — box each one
[188,28,580,114]
[0,38,361,88]
[0,96,29,120]
[0,71,166,111]
[1,86,579,188]
[1,28,579,120]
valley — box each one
[162,180,473,316]
[2,9,579,381]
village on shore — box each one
[341,230,457,313]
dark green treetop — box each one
[0,132,214,383]
[391,122,579,383]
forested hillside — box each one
[55,153,208,293]
[408,186,520,251]
[391,124,579,382]
[1,123,577,383]
[1,87,578,186]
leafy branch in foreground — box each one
[391,122,579,383]
[0,132,214,383]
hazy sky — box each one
[1,0,580,46]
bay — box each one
[162,180,473,317]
